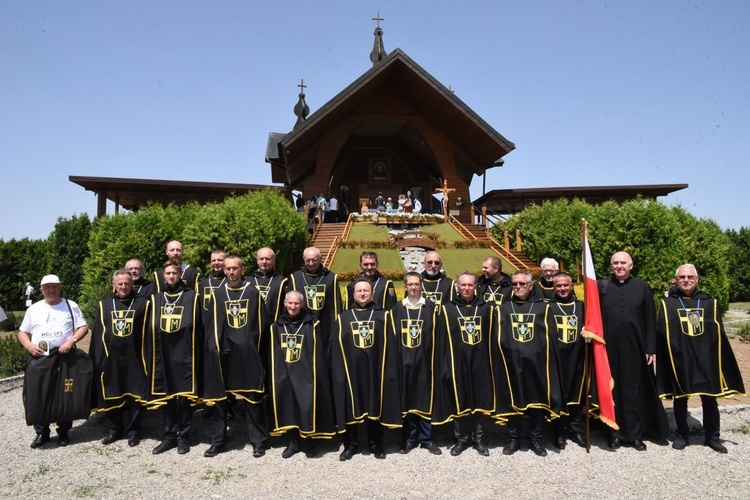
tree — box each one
[726,227,750,302]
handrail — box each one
[323,235,341,269]
[448,214,476,241]
[486,233,531,271]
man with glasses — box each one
[657,264,744,453]
[125,258,156,298]
[420,251,455,308]
[599,251,668,451]
[495,270,563,457]
[532,257,559,302]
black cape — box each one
[133,277,156,300]
[198,273,226,313]
[420,271,455,308]
[494,295,564,421]
[532,278,555,302]
[247,269,288,322]
[268,310,337,438]
[288,266,342,355]
[433,296,496,424]
[547,296,587,409]
[344,271,397,310]
[154,264,200,292]
[202,283,269,404]
[331,302,401,429]
[90,292,149,411]
[657,288,745,399]
[599,276,668,441]
[388,299,439,419]
[145,284,202,406]
[477,274,512,306]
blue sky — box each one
[2,1,748,240]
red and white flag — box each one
[582,232,619,430]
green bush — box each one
[0,336,26,377]
[736,324,750,343]
[0,311,17,331]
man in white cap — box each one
[18,274,89,448]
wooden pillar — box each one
[481,205,487,228]
[96,191,106,218]
[504,231,510,250]
[515,229,523,252]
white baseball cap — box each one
[40,274,61,286]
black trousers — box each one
[673,395,720,442]
[106,399,142,437]
[163,397,192,440]
[210,399,268,448]
[553,404,585,438]
[454,414,484,444]
[34,421,72,437]
[344,420,383,448]
[507,409,545,442]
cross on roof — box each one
[372,11,384,27]
[297,79,307,93]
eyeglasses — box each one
[511,282,530,287]
[425,260,441,265]
[677,275,697,281]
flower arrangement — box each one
[338,269,406,281]
[338,239,397,249]
[455,196,464,207]
[351,212,445,224]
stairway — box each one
[311,223,348,267]
[449,217,537,271]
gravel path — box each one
[1,380,749,499]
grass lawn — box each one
[330,248,404,274]
[438,248,493,279]
[425,223,466,244]
[347,224,391,241]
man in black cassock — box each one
[332,279,401,461]
[126,258,156,298]
[658,264,745,453]
[248,247,288,322]
[270,291,337,459]
[599,251,668,451]
[202,255,270,458]
[154,240,200,292]
[495,270,564,457]
[288,247,342,356]
[436,271,495,457]
[476,256,512,306]
[532,257,559,302]
[146,260,203,455]
[344,251,397,310]
[547,272,587,449]
[198,248,226,314]
[420,251,455,308]
[91,269,149,447]
[389,272,441,455]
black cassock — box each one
[145,284,202,407]
[546,297,587,409]
[420,271,455,309]
[388,299,439,419]
[288,266,342,354]
[154,265,199,292]
[344,271,397,310]
[477,274,512,307]
[268,310,337,438]
[599,276,668,441]
[247,269,288,322]
[494,296,564,421]
[202,283,269,405]
[90,292,149,411]
[657,288,744,399]
[198,274,226,313]
[433,296,496,424]
[331,303,401,429]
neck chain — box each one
[406,302,423,324]
[302,269,326,288]
[555,300,575,316]
[351,306,376,326]
[254,274,274,291]
[283,320,305,337]
[677,296,700,311]
[454,303,478,321]
[225,282,249,303]
[112,296,135,317]
[510,300,534,316]
[163,290,184,312]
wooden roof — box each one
[270,48,515,180]
[70,176,282,216]
[473,183,689,214]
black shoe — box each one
[177,437,190,454]
[530,441,547,457]
[128,435,140,447]
[399,441,418,454]
[369,443,386,459]
[282,442,300,459]
[502,439,520,456]
[304,442,318,458]
[450,441,469,457]
[30,434,49,449]
[607,437,621,450]
[102,433,122,445]
[57,433,70,447]
[705,440,728,454]
[204,445,223,458]
[553,435,566,450]
[421,443,442,455]
[672,435,687,450]
[631,439,647,451]
[473,440,489,456]
[339,446,357,461]
[252,445,266,458]
[570,433,586,448]
[152,439,177,455]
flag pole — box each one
[582,218,592,453]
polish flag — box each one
[582,233,618,430]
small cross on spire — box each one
[372,11,384,27]
[297,79,307,93]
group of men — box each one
[18,241,744,459]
